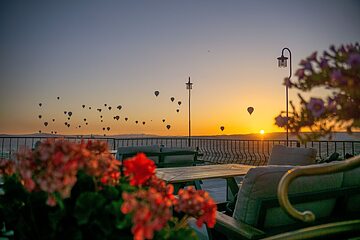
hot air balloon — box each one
[78,125,81,128]
[57,97,60,100]
[162,119,165,122]
[104,104,107,107]
[39,103,42,107]
[154,91,159,97]
[51,131,53,134]
[54,131,57,134]
[68,117,70,120]
[115,116,120,120]
[97,109,102,112]
[68,112,72,117]
[89,107,91,110]
[82,105,85,108]
[135,121,138,124]
[100,115,103,118]
[166,125,171,130]
[39,130,42,133]
[38,115,42,119]
[220,126,225,131]
[125,117,128,121]
[103,127,105,131]
[247,107,254,115]
[44,122,48,127]
[178,101,181,106]
[117,105,122,110]
[64,111,67,114]
[64,122,67,125]
[52,119,55,122]
[142,121,145,125]
[101,120,103,122]
[108,106,112,110]
[107,127,110,131]
[170,97,175,102]
[85,122,88,125]
[176,109,179,113]
[67,124,70,127]
[84,118,86,121]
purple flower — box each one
[275,115,288,127]
[347,53,360,67]
[295,69,305,79]
[299,59,307,66]
[304,62,313,71]
[283,78,292,87]
[327,98,337,112]
[308,51,317,61]
[331,70,346,85]
[307,98,325,118]
[319,58,329,68]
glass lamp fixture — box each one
[277,55,288,67]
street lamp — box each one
[277,47,292,146]
[185,77,193,147]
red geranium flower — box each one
[123,153,156,186]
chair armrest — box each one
[215,211,265,239]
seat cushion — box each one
[342,164,360,212]
[268,145,317,166]
[116,145,161,163]
[233,165,343,228]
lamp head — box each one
[186,77,193,89]
[277,55,288,68]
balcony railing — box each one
[1,136,359,166]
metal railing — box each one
[1,136,359,166]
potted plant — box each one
[0,139,216,240]
[275,43,360,142]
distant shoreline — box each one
[1,132,359,141]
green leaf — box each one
[73,192,106,225]
[100,186,120,201]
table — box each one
[156,164,255,199]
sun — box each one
[260,129,265,135]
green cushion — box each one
[233,165,343,228]
[268,145,317,166]
[342,165,360,212]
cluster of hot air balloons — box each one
[38,88,257,135]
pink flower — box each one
[0,158,16,176]
[174,186,217,228]
[121,188,172,240]
[275,114,288,127]
[307,98,325,118]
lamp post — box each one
[277,47,292,146]
[186,77,193,147]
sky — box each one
[1,0,359,136]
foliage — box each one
[0,139,216,240]
[275,43,360,142]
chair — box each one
[210,160,360,239]
[116,145,162,164]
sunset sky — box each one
[1,0,359,136]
